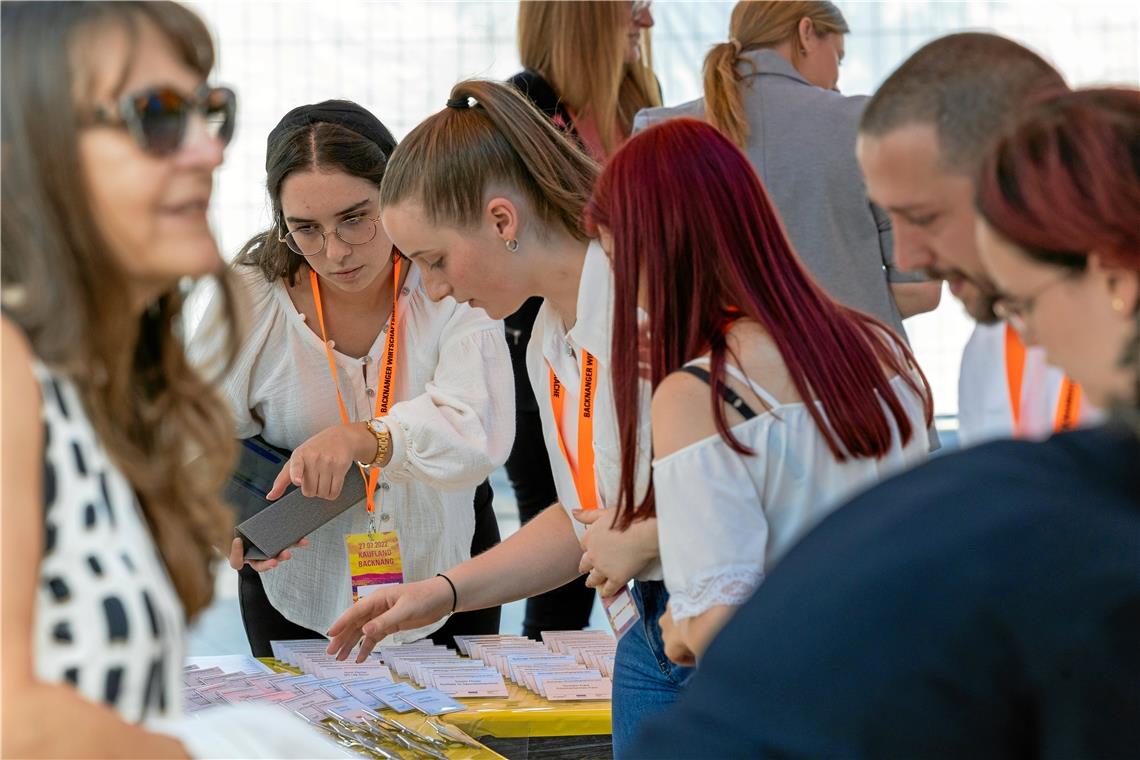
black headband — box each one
[265,100,396,171]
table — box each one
[259,658,613,759]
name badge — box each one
[602,585,640,639]
[345,531,404,602]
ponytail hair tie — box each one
[446,96,470,109]
[729,38,743,56]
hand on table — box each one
[326,576,454,662]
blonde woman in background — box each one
[502,0,661,638]
[637,0,941,342]
[513,0,660,162]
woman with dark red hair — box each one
[976,87,1139,417]
[586,117,934,664]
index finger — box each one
[267,461,295,501]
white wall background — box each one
[187,0,1140,418]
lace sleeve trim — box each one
[668,564,765,621]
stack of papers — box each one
[455,631,616,701]
[182,630,616,721]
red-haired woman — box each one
[976,87,1139,427]
[586,118,934,664]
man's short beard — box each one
[921,266,1000,324]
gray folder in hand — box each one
[224,436,366,561]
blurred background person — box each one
[637,0,941,346]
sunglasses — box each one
[85,83,236,157]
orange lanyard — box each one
[309,258,401,515]
[548,349,599,511]
[1004,323,1081,435]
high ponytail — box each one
[380,79,599,239]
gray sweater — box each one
[635,49,923,340]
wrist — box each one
[434,573,458,614]
[349,422,377,462]
[633,516,660,562]
[355,419,391,467]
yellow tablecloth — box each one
[258,658,611,740]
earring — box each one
[800,47,808,55]
[1112,296,1126,312]
[506,239,520,253]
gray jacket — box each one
[635,49,922,339]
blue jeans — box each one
[611,580,695,758]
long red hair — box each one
[586,118,932,527]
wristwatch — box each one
[360,418,390,468]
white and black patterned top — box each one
[33,361,185,722]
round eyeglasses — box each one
[992,271,1074,334]
[279,214,382,257]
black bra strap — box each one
[679,366,758,420]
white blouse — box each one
[191,263,514,640]
[525,241,661,581]
[655,361,930,620]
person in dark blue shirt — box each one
[631,423,1140,758]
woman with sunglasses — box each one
[191,100,514,657]
[1,2,341,756]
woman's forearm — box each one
[681,605,740,660]
[448,504,583,612]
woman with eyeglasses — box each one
[1,2,342,756]
[976,88,1139,427]
[503,0,661,640]
[190,100,514,657]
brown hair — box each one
[380,79,599,239]
[861,32,1066,172]
[1,1,238,619]
[517,0,661,154]
[704,1,849,147]
[239,117,397,286]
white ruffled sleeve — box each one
[185,267,278,439]
[654,438,768,621]
[382,305,514,490]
